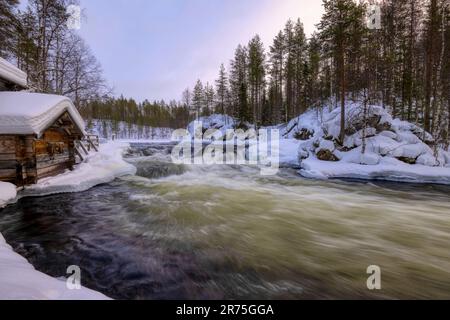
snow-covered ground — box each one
[187,114,235,138]
[293,103,450,184]
[0,182,17,208]
[0,232,109,300]
[0,141,136,300]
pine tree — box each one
[284,20,296,121]
[192,79,204,119]
[203,82,215,116]
[0,0,19,59]
[215,63,229,115]
[269,31,285,123]
[230,44,250,123]
[306,32,321,110]
[318,0,366,143]
[248,35,266,127]
[293,19,307,114]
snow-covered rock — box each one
[187,114,236,140]
[281,109,323,139]
[442,150,450,166]
[416,153,438,167]
[390,143,431,160]
[289,102,450,184]
[318,139,335,152]
[0,182,16,208]
[343,127,378,149]
[379,130,397,140]
[322,103,392,139]
[342,148,381,166]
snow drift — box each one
[0,232,109,300]
[187,114,236,139]
[0,182,16,208]
[21,141,136,197]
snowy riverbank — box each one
[293,105,450,184]
[0,182,17,208]
[0,232,109,300]
[0,141,136,300]
[300,157,450,184]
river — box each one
[0,142,449,299]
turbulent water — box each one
[0,142,449,299]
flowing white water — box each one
[0,142,449,299]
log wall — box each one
[0,126,77,186]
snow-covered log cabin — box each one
[0,92,87,185]
[0,58,87,186]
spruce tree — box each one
[192,80,204,120]
[318,0,366,143]
[215,63,229,115]
[248,35,266,127]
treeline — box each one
[184,0,450,146]
[82,96,190,129]
[0,0,109,108]
[2,0,449,143]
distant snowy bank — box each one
[87,119,173,141]
[189,105,450,185]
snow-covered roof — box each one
[0,92,86,136]
[0,57,27,88]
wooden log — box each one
[37,163,69,179]
[0,160,18,170]
[36,152,70,161]
[0,153,17,161]
[74,145,85,162]
[77,141,89,155]
[0,169,16,179]
[0,138,16,153]
[86,136,99,152]
[43,129,68,142]
[36,157,70,170]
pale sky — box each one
[76,0,325,102]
